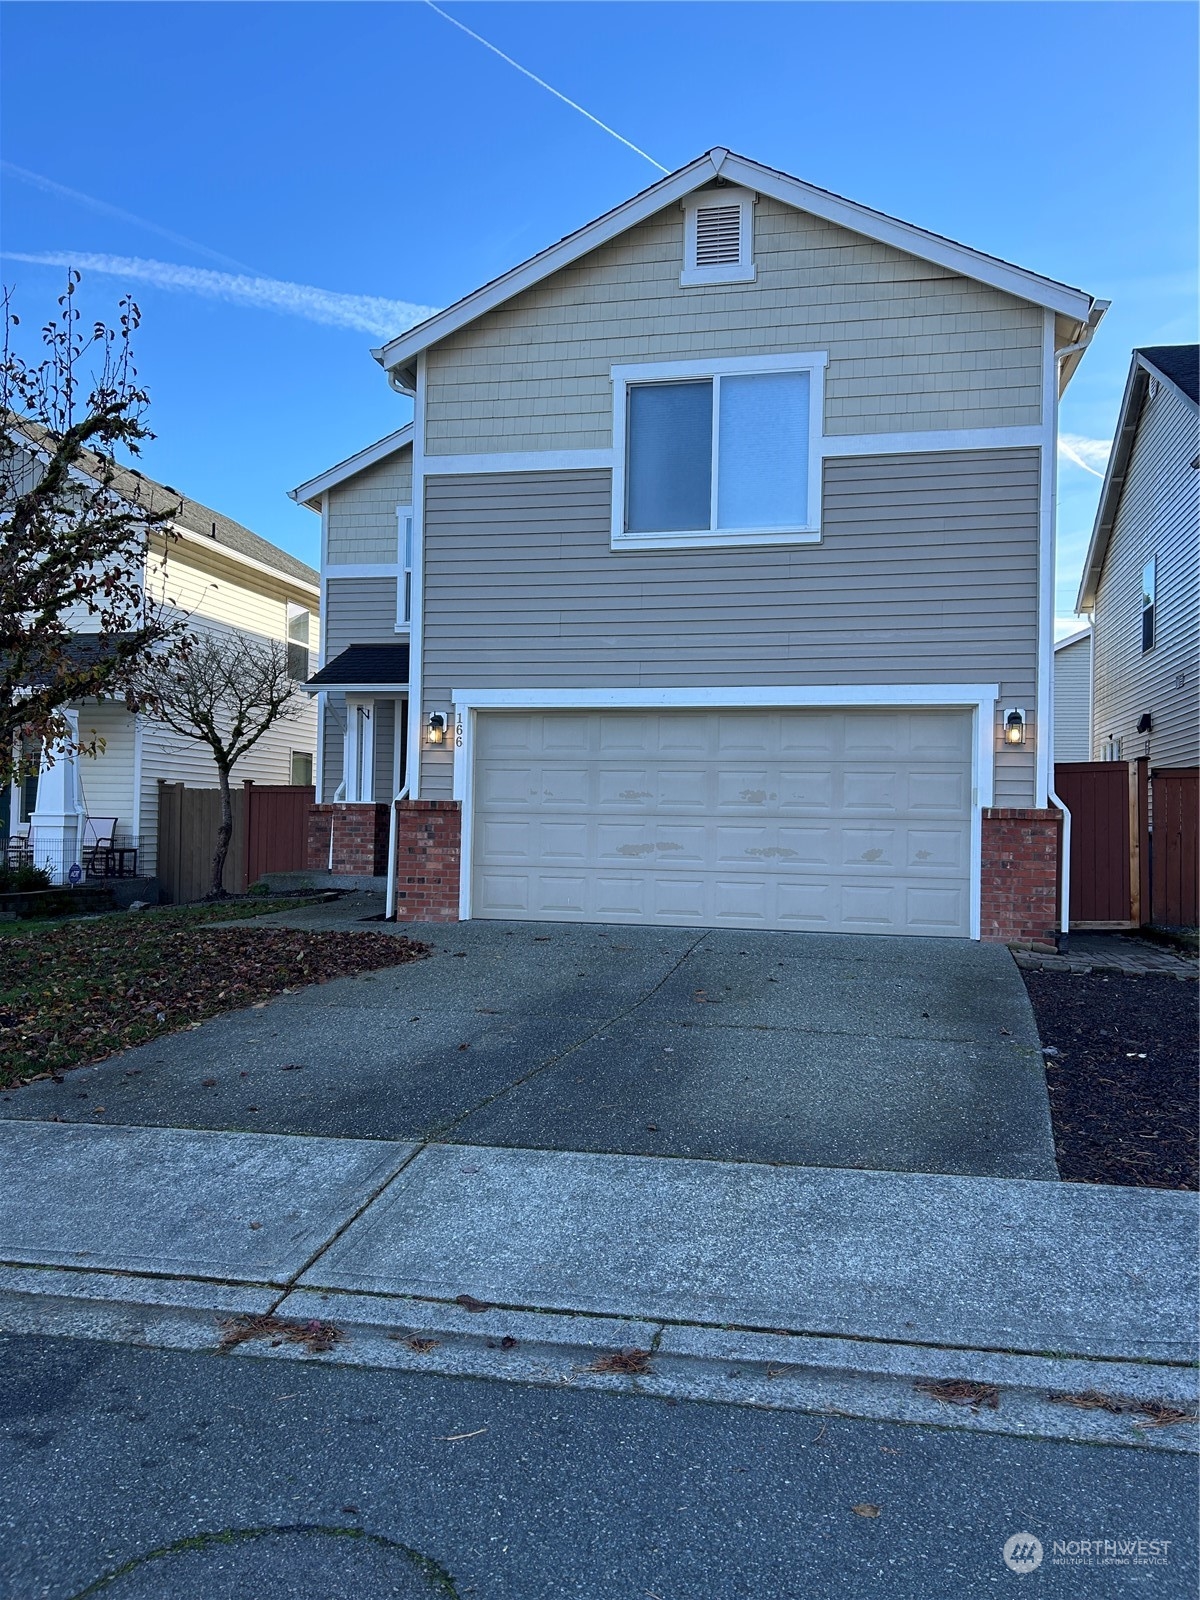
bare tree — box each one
[139,634,303,897]
[1,274,188,786]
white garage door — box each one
[470,708,974,937]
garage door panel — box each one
[472,709,973,937]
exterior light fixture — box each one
[427,712,446,746]
[1002,708,1026,747]
[1136,712,1153,734]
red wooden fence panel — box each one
[243,783,316,889]
[1150,768,1199,929]
[1054,762,1132,925]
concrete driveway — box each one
[0,899,1058,1178]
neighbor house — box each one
[5,445,319,884]
[1076,345,1199,766]
[292,147,1105,943]
[1052,627,1092,763]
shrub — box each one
[0,861,54,893]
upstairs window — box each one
[1141,557,1156,652]
[397,506,414,626]
[682,188,755,286]
[286,602,311,681]
[613,354,825,549]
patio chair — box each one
[5,824,32,868]
[82,816,118,878]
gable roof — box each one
[372,147,1098,383]
[1076,345,1200,612]
[289,422,414,510]
[1139,344,1199,405]
[9,417,318,589]
[1054,626,1092,654]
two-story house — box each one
[7,441,319,884]
[292,148,1104,943]
[1076,345,1199,766]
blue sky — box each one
[1,1,1196,632]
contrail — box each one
[423,1,670,174]
[1058,434,1109,479]
[2,251,438,340]
[1,162,256,274]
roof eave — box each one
[1075,356,1148,613]
[288,423,415,510]
[370,147,1097,374]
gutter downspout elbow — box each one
[1047,787,1071,950]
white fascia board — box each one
[372,158,718,373]
[288,424,415,509]
[1074,355,1147,613]
[451,685,1000,712]
[373,150,1095,375]
[718,155,1095,322]
[300,680,409,696]
[168,525,319,597]
[1054,625,1092,653]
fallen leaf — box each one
[851,1503,880,1518]
[201,1078,217,1088]
[456,1293,492,1313]
[437,1427,488,1441]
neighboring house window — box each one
[397,505,414,626]
[612,354,826,549]
[20,771,38,823]
[287,602,311,680]
[1141,557,1156,653]
[681,188,756,286]
[290,751,313,786]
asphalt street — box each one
[2,1332,1194,1600]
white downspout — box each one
[1045,321,1103,945]
[384,781,410,920]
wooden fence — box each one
[1055,759,1199,930]
[156,780,314,902]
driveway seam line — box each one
[422,932,712,1143]
[264,1143,430,1311]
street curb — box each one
[2,1265,1195,1454]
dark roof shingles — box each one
[306,644,411,688]
[1138,345,1199,404]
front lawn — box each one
[1023,971,1198,1190]
[0,899,427,1089]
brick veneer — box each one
[980,807,1062,947]
[307,803,390,877]
[390,800,461,922]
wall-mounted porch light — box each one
[427,712,446,747]
[1002,708,1026,747]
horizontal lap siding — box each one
[326,450,412,564]
[324,577,399,655]
[421,452,1039,804]
[424,198,1043,455]
[1092,383,1200,765]
[1052,636,1092,762]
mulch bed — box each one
[0,913,427,1088]
[1022,971,1198,1190]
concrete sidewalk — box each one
[1,1120,1195,1452]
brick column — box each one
[306,803,390,876]
[391,800,462,922]
[980,807,1062,948]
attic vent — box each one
[681,186,755,287]
[694,204,742,267]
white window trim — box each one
[681,187,756,287]
[396,503,415,632]
[449,683,998,938]
[611,352,828,550]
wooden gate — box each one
[156,782,247,904]
[244,781,315,887]
[1150,768,1199,928]
[1054,762,1136,927]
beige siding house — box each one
[1077,346,1199,767]
[1052,629,1093,763]
[293,148,1104,944]
[9,456,319,886]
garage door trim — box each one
[450,684,999,938]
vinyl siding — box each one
[324,577,399,655]
[1052,635,1092,762]
[325,449,412,564]
[424,197,1044,455]
[74,703,138,832]
[1091,382,1200,765]
[420,451,1040,804]
[318,691,404,803]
